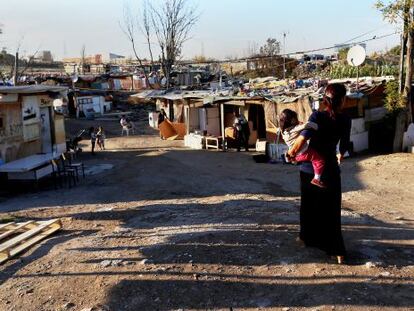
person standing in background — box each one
[233,111,250,152]
[89,127,97,155]
[158,109,168,139]
[96,126,106,150]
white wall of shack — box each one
[0,94,66,163]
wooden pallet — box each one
[0,219,62,264]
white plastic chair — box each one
[121,125,130,136]
[121,123,135,136]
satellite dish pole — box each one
[347,45,366,93]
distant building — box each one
[0,48,15,65]
[103,53,126,63]
[34,50,53,63]
[221,61,248,75]
[62,54,103,74]
[62,54,102,65]
[302,54,326,62]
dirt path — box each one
[0,119,413,311]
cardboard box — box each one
[184,134,204,150]
[256,140,267,152]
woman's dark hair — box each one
[279,109,298,132]
[323,83,347,117]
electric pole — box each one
[13,52,18,86]
[282,32,288,80]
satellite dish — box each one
[71,74,78,83]
[347,45,366,67]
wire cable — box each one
[180,31,400,65]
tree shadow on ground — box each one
[0,229,98,286]
[104,279,414,311]
[63,199,414,268]
[5,197,412,310]
[0,147,366,211]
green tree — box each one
[384,80,405,111]
[259,38,281,56]
[388,45,402,56]
[376,0,414,151]
[338,47,350,61]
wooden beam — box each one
[0,222,17,231]
[0,221,36,241]
[0,219,62,264]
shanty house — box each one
[76,90,112,118]
[133,76,389,153]
[0,85,68,163]
[133,89,314,148]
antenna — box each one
[347,45,366,92]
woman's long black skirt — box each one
[299,167,346,256]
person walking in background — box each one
[158,109,168,124]
[89,127,97,155]
[96,126,106,150]
[288,83,351,264]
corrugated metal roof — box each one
[0,85,68,94]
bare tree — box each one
[122,0,198,88]
[121,3,152,87]
[0,23,5,83]
[6,34,41,85]
[15,48,40,79]
[141,0,155,69]
[246,41,258,57]
[149,0,199,88]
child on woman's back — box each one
[280,109,326,188]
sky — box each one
[0,0,401,61]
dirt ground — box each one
[0,117,413,311]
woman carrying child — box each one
[287,83,351,264]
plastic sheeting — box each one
[158,119,186,140]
